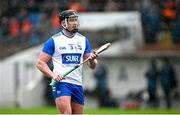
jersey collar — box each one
[61,31,75,38]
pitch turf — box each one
[0,107,180,114]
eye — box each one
[69,17,78,22]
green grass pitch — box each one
[0,107,180,114]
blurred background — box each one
[0,0,180,112]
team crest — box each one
[68,41,82,51]
[76,41,82,50]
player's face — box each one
[67,17,79,31]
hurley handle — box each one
[50,65,79,86]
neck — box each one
[62,29,75,37]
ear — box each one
[61,21,66,28]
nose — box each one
[73,21,78,27]
[74,20,78,25]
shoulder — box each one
[76,32,89,43]
[51,32,62,39]
[76,32,86,38]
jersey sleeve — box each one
[84,37,91,54]
[42,38,55,56]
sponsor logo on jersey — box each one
[62,53,81,64]
[59,46,66,50]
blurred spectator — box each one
[42,1,54,17]
[68,1,87,12]
[0,16,9,37]
[94,64,108,94]
[9,17,20,37]
[94,64,117,107]
[28,12,40,28]
[157,24,172,46]
[17,8,28,25]
[21,17,32,35]
[160,0,177,27]
[88,0,108,11]
[104,0,119,11]
[145,59,159,108]
[159,57,178,108]
[38,12,51,39]
[170,14,180,43]
[30,30,40,46]
[26,0,39,13]
[20,17,32,46]
[141,0,160,43]
[51,10,60,33]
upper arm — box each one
[37,52,52,63]
[83,38,91,59]
[37,38,54,63]
[42,38,55,56]
[84,38,91,54]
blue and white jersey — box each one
[42,31,91,86]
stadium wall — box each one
[0,46,45,107]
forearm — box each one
[36,60,56,79]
